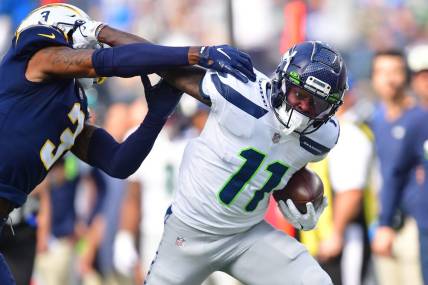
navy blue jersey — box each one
[379,107,428,229]
[0,25,88,206]
[371,105,424,224]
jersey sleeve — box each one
[378,114,427,226]
[199,69,269,138]
[199,70,228,114]
[14,25,70,58]
[301,117,340,160]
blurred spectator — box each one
[35,156,79,285]
[301,84,375,285]
[231,0,280,73]
[375,43,428,285]
[77,102,130,285]
[370,49,423,285]
[0,181,49,285]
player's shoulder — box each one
[200,68,269,117]
[13,25,70,58]
[300,116,340,156]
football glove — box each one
[113,230,139,276]
[198,45,256,83]
[278,196,328,231]
[141,75,183,120]
[72,19,105,49]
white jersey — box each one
[328,120,373,193]
[172,70,340,235]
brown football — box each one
[273,167,324,214]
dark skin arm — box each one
[98,26,208,104]
[26,26,205,97]
[34,25,203,163]
[26,47,97,81]
[71,26,209,163]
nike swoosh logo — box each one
[37,33,56,39]
[217,48,231,60]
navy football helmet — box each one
[270,41,348,135]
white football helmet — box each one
[16,3,90,37]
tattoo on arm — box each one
[27,46,96,81]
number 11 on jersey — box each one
[217,148,289,211]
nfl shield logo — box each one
[176,237,185,247]
[272,133,281,144]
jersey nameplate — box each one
[299,135,330,156]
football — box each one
[273,167,324,214]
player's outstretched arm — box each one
[71,79,182,179]
[93,26,207,104]
[26,42,196,82]
[93,25,255,83]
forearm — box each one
[85,114,166,179]
[159,67,209,104]
[97,26,200,64]
[97,26,206,100]
[98,26,150,46]
[333,190,363,236]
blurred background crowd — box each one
[1,0,428,284]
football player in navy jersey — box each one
[0,3,255,283]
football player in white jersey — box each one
[142,41,348,285]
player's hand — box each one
[279,196,328,231]
[72,19,105,49]
[198,45,256,83]
[371,226,395,257]
[113,231,139,276]
[141,75,183,120]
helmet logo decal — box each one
[289,71,301,85]
[272,133,281,144]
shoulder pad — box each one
[300,117,340,155]
[201,69,269,119]
[14,25,70,58]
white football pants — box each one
[144,212,332,285]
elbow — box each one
[106,164,140,179]
[110,172,131,180]
[107,168,132,179]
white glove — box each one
[278,196,328,231]
[72,20,105,49]
[113,230,139,276]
